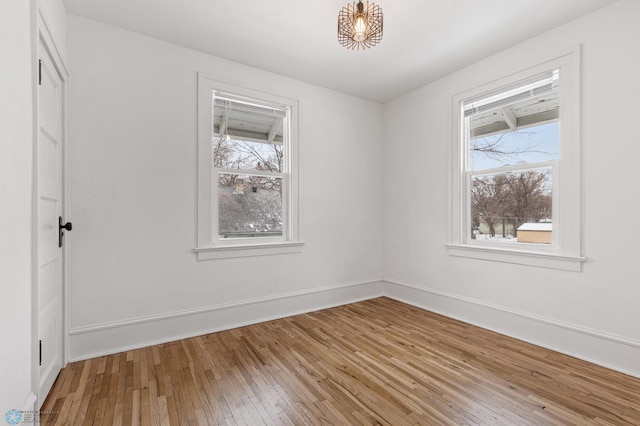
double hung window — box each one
[448,50,584,271]
[196,75,301,260]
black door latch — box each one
[58,216,72,248]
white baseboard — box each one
[21,391,37,412]
[68,278,640,379]
[384,279,640,378]
[69,280,384,361]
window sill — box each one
[445,244,586,272]
[194,241,305,261]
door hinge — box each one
[39,340,42,366]
[38,59,42,86]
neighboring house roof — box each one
[218,187,282,235]
[517,223,552,232]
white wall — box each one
[384,0,640,376]
[67,16,384,360]
[38,0,67,62]
[0,0,35,413]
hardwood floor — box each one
[43,298,640,425]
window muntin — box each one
[463,70,559,247]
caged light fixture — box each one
[337,0,383,50]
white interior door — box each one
[37,41,64,402]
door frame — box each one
[31,5,71,407]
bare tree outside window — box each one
[471,169,552,240]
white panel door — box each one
[37,42,64,402]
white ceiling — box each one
[63,0,619,103]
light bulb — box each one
[355,15,366,34]
[353,14,367,42]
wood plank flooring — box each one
[43,298,640,425]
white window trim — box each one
[447,47,586,272]
[195,73,302,260]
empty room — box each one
[2,0,640,424]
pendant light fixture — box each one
[337,0,383,50]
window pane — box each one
[218,173,283,238]
[470,169,552,244]
[465,69,560,171]
[213,137,283,172]
[470,121,559,171]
